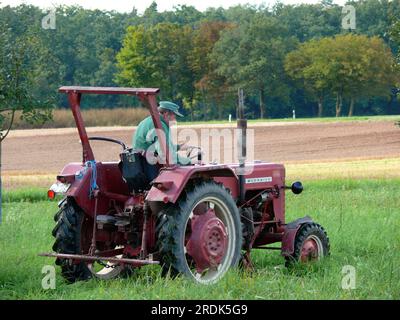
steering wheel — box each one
[88,136,127,151]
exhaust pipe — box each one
[237,89,247,204]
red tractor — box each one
[40,86,330,285]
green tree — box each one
[0,24,53,223]
[34,5,134,107]
[347,0,400,40]
[389,17,400,119]
[1,1,399,121]
[0,26,52,141]
[189,21,234,120]
[285,38,331,117]
[116,23,195,105]
[212,14,298,118]
[273,2,341,42]
[337,35,396,116]
[389,17,400,70]
[163,5,203,26]
[285,34,397,117]
[142,2,163,26]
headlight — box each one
[47,182,71,200]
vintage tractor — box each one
[40,86,330,285]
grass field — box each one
[1,175,399,300]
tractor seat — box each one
[119,149,159,193]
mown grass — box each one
[2,188,48,203]
[1,178,399,300]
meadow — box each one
[1,166,399,300]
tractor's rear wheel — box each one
[285,222,330,267]
[156,181,242,285]
[52,199,132,282]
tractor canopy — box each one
[59,86,171,165]
[59,86,160,95]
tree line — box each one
[1,0,400,129]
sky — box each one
[0,0,347,14]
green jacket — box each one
[132,116,190,165]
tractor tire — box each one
[156,181,242,285]
[285,222,330,267]
[52,199,92,283]
[52,199,133,282]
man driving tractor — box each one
[132,101,191,181]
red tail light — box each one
[47,190,56,200]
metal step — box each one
[96,215,117,225]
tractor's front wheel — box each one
[156,181,242,285]
[285,222,330,267]
[52,199,92,283]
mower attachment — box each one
[39,252,159,267]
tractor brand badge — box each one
[245,177,272,184]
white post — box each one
[292,109,296,119]
[229,114,232,123]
